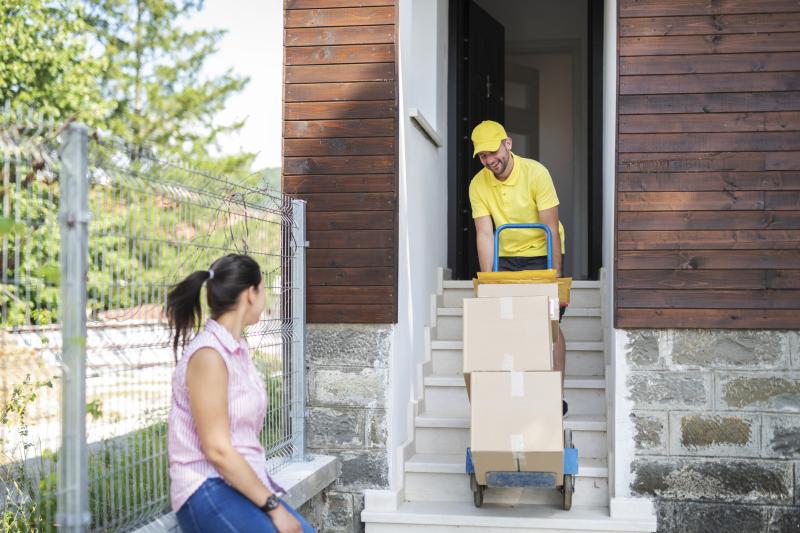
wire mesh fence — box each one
[0,107,305,532]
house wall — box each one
[282,0,399,324]
[621,328,800,531]
[614,0,800,330]
[285,1,450,528]
[611,1,800,531]
[391,0,449,488]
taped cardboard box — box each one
[463,296,553,395]
[476,283,560,339]
[470,371,564,484]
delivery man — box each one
[468,120,568,416]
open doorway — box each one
[448,0,603,281]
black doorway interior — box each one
[447,0,604,281]
[447,0,505,281]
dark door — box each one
[448,0,505,280]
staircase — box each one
[362,271,656,532]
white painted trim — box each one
[409,107,443,147]
[610,497,658,522]
[603,0,654,521]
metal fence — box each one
[0,109,306,532]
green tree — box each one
[0,0,109,124]
[82,0,255,173]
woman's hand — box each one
[269,504,302,533]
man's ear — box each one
[505,137,513,151]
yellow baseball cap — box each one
[471,120,507,157]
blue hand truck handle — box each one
[492,223,553,272]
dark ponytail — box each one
[165,254,262,356]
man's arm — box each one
[538,206,562,277]
[474,215,494,273]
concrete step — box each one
[414,414,608,458]
[363,501,656,533]
[430,341,605,378]
[404,459,608,507]
[441,279,602,309]
[422,375,606,418]
[435,307,601,342]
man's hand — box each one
[474,216,494,272]
[538,206,562,277]
[269,504,302,533]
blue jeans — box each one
[176,477,316,533]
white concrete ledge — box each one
[273,454,338,510]
[131,455,338,533]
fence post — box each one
[291,199,306,462]
[57,123,90,532]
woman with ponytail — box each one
[166,254,314,533]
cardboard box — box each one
[463,296,553,387]
[470,371,564,484]
[476,283,561,338]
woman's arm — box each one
[187,348,301,532]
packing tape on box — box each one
[511,371,524,397]
[500,297,513,320]
[549,297,559,320]
[510,433,524,453]
[502,353,514,371]
[516,453,527,468]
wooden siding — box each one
[616,0,800,329]
[283,0,398,323]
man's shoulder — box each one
[515,155,548,174]
[469,168,490,190]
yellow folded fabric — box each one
[474,270,573,305]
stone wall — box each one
[302,324,391,532]
[625,329,800,533]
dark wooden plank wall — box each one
[616,0,800,329]
[283,0,398,323]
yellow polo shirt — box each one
[469,153,566,257]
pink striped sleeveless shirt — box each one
[167,319,278,511]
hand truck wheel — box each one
[562,474,574,510]
[470,474,484,507]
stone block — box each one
[669,412,760,457]
[307,324,391,368]
[631,457,793,504]
[307,407,365,449]
[627,372,711,410]
[669,329,790,370]
[625,330,662,369]
[309,367,388,409]
[326,450,389,492]
[656,500,767,533]
[365,409,387,449]
[631,411,667,455]
[297,488,327,532]
[322,491,354,532]
[791,332,800,369]
[717,372,800,413]
[767,506,800,533]
[762,415,800,459]
[796,461,800,505]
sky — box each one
[184,1,284,170]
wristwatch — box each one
[260,494,281,513]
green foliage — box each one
[82,0,255,172]
[0,375,57,533]
[0,0,110,125]
[0,0,286,326]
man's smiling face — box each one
[478,138,512,177]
